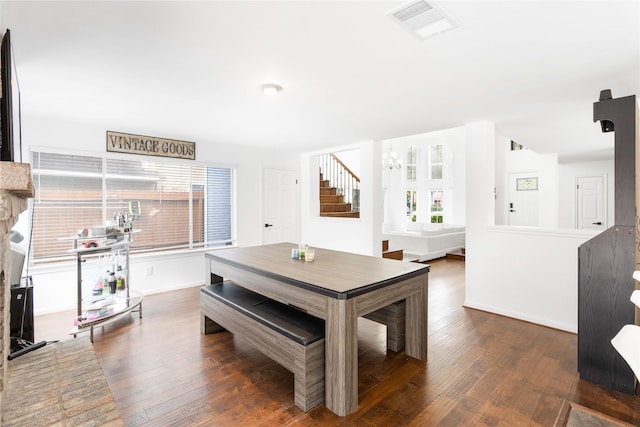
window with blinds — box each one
[31,151,234,260]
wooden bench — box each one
[200,281,325,411]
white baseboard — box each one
[463,300,577,333]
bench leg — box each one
[294,339,325,411]
[387,301,405,352]
[362,300,405,352]
[201,314,226,335]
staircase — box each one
[319,153,360,218]
[320,173,359,218]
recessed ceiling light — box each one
[262,83,283,96]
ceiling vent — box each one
[387,0,459,40]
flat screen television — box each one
[1,29,22,162]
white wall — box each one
[300,141,381,256]
[465,226,595,332]
[20,114,299,314]
[448,128,467,225]
[466,121,595,332]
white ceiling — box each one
[3,1,639,161]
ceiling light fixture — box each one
[382,148,402,170]
[262,83,283,96]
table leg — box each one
[405,273,428,360]
[206,259,223,285]
[325,298,358,416]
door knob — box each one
[592,222,602,225]
[264,224,274,228]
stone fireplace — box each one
[0,161,33,410]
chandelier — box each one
[382,150,402,170]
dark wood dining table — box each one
[204,242,429,416]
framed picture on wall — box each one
[516,177,538,191]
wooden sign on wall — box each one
[106,131,195,160]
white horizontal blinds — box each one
[30,150,235,260]
[106,158,192,251]
[31,151,104,259]
[204,166,232,247]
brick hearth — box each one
[2,337,123,426]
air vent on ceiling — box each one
[387,0,459,40]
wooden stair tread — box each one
[383,249,403,261]
[320,203,352,213]
[320,212,360,218]
[320,195,344,203]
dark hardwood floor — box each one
[34,258,640,426]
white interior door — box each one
[576,175,605,231]
[262,169,299,244]
[508,173,539,227]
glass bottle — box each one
[108,271,117,294]
[116,265,126,291]
[102,270,111,295]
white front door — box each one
[508,173,539,227]
[262,168,299,244]
[576,175,606,231]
